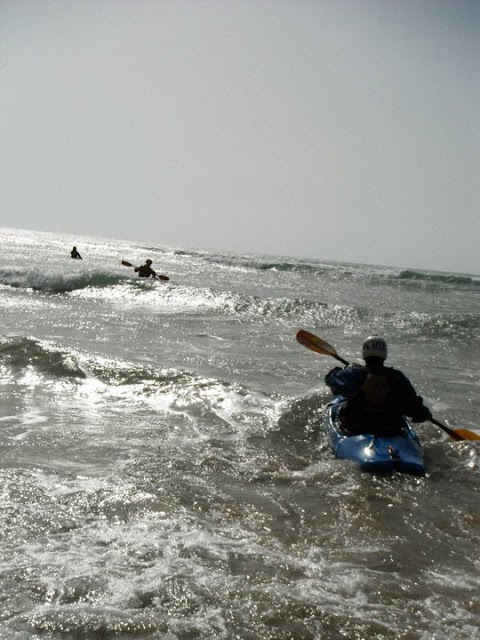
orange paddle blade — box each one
[296,330,349,366]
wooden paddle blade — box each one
[454,429,480,441]
[430,418,480,442]
[121,260,134,267]
[296,330,349,366]
[158,275,169,281]
[443,428,467,442]
[296,330,336,356]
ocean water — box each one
[0,226,479,640]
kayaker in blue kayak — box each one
[325,336,432,436]
[134,259,156,278]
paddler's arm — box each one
[406,394,432,423]
[391,370,432,422]
[325,365,365,397]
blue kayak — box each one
[324,396,425,476]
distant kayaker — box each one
[134,259,156,278]
[70,246,82,259]
[325,336,432,435]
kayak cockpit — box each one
[324,396,425,476]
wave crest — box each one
[0,269,125,294]
[397,270,480,287]
[0,337,87,378]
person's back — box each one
[325,336,431,435]
[134,259,156,278]
[70,246,82,259]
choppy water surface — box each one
[0,227,479,639]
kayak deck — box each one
[324,397,425,476]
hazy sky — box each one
[1,0,479,273]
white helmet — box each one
[362,336,387,360]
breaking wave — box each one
[0,336,87,379]
[172,249,480,289]
[396,269,480,288]
[0,268,125,294]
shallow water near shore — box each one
[0,226,479,639]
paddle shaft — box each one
[332,353,350,366]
